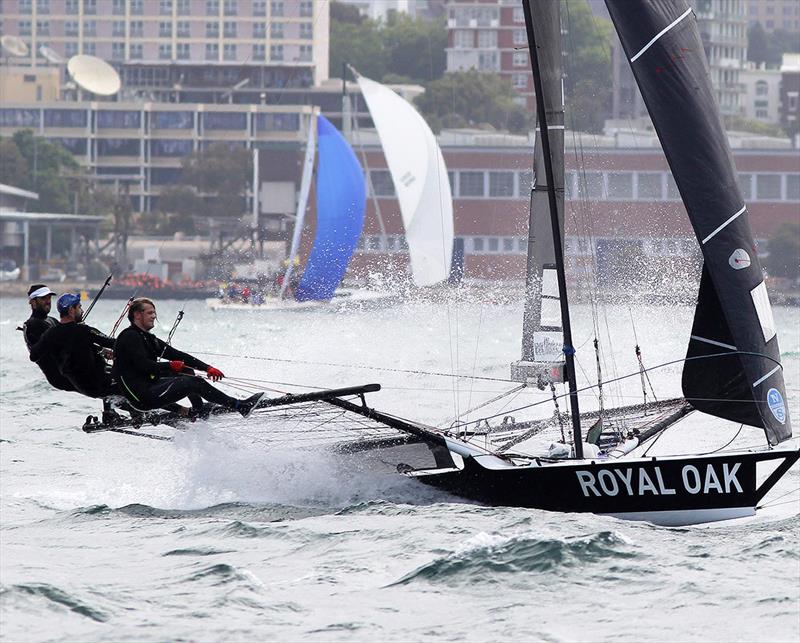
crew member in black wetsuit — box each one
[113,298,263,417]
[29,293,116,398]
[23,284,75,392]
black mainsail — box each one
[604,0,791,445]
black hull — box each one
[411,448,799,524]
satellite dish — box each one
[67,54,121,96]
[39,45,64,64]
[1,35,29,58]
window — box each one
[513,29,526,45]
[97,139,140,157]
[518,170,533,195]
[206,23,219,37]
[66,0,78,13]
[159,44,172,59]
[252,43,266,60]
[37,20,50,35]
[112,21,125,36]
[19,0,33,13]
[84,0,96,14]
[177,0,190,15]
[666,174,680,200]
[176,42,190,59]
[205,43,219,60]
[153,111,193,128]
[0,108,39,127]
[454,30,472,49]
[223,43,236,60]
[513,51,527,67]
[177,21,190,37]
[98,110,141,128]
[83,20,96,36]
[298,44,312,61]
[224,0,237,15]
[159,22,172,37]
[786,175,799,201]
[111,42,125,59]
[489,171,514,197]
[37,0,50,14]
[488,237,499,252]
[253,22,266,38]
[607,172,633,199]
[255,112,299,131]
[737,173,752,199]
[204,112,246,130]
[271,1,284,16]
[755,80,768,96]
[270,44,283,61]
[53,138,87,154]
[637,173,663,199]
[65,42,78,57]
[512,73,528,89]
[460,171,485,197]
[19,20,32,36]
[513,6,524,22]
[579,172,604,199]
[253,0,267,16]
[151,139,193,157]
[130,21,144,37]
[65,20,79,36]
[112,0,124,14]
[503,237,514,252]
[519,237,528,253]
[473,237,485,252]
[300,22,313,39]
[756,174,781,200]
[160,0,173,14]
[150,168,183,185]
[370,170,395,196]
[223,21,237,37]
[206,0,219,15]
[271,22,284,39]
[130,0,143,14]
[477,30,496,48]
[300,0,313,17]
[43,109,86,127]
[478,51,498,71]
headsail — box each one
[295,115,366,302]
[354,72,454,287]
[605,0,791,444]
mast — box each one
[522,0,583,458]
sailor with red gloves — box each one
[112,297,263,417]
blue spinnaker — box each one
[295,115,366,301]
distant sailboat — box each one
[353,70,454,287]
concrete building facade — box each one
[741,64,782,124]
[746,0,800,32]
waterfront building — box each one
[741,64,782,124]
[746,0,800,32]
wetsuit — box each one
[113,324,240,411]
[29,322,115,398]
[23,310,75,392]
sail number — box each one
[575,463,743,497]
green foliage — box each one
[330,1,363,25]
[142,185,202,235]
[747,22,769,65]
[330,16,388,81]
[0,138,28,187]
[766,222,800,280]
[180,143,251,219]
[382,13,447,83]
[748,23,800,67]
[414,70,531,134]
[562,0,613,133]
[725,115,786,138]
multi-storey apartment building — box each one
[444,0,533,108]
[746,0,800,32]
[741,64,782,124]
[0,0,329,101]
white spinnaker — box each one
[356,74,453,286]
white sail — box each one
[355,74,454,286]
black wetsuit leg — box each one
[140,376,239,411]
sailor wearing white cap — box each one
[22,284,75,392]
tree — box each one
[0,138,28,188]
[329,16,387,80]
[415,70,532,134]
[766,222,800,280]
[561,0,613,133]
[181,142,251,220]
[382,13,447,83]
[747,22,769,66]
[141,185,202,235]
[330,0,363,25]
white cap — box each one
[28,286,55,300]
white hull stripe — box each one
[690,335,737,351]
[535,125,566,130]
[752,365,781,388]
[701,205,746,244]
[630,7,693,63]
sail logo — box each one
[728,248,751,270]
[575,463,743,497]
[767,388,786,424]
[400,172,416,187]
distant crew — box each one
[29,293,116,399]
[22,284,75,392]
[112,297,263,417]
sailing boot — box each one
[237,392,265,418]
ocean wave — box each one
[0,583,108,622]
[162,546,235,557]
[391,530,636,585]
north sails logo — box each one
[575,463,743,497]
[729,248,751,270]
[767,388,786,424]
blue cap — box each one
[56,293,81,314]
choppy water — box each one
[1,294,798,641]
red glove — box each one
[169,360,185,373]
[207,366,224,381]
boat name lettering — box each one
[575,463,742,497]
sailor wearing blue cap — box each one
[29,292,116,398]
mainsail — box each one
[355,73,454,287]
[605,0,791,445]
[295,115,366,302]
